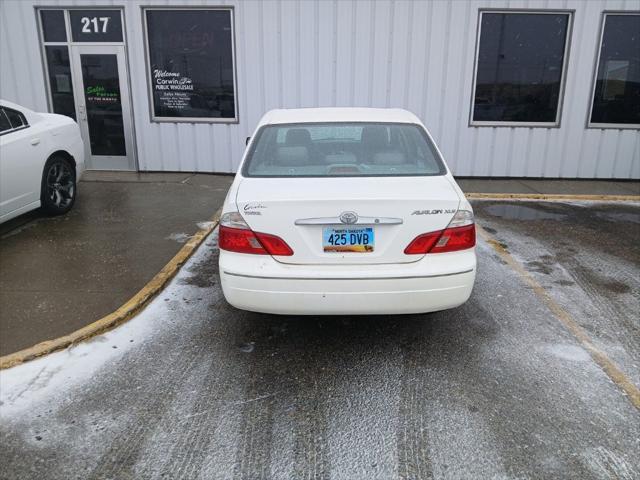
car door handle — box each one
[30,138,41,146]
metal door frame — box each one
[70,44,135,170]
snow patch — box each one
[166,232,191,243]
[197,221,215,230]
[544,344,591,363]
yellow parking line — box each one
[476,225,640,410]
[0,209,222,370]
[466,193,640,202]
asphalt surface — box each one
[0,173,232,355]
[473,201,640,388]
[0,201,638,479]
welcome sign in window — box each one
[144,8,237,122]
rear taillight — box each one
[429,224,476,253]
[219,225,266,254]
[404,210,476,254]
[219,212,293,256]
[253,231,294,256]
[403,231,441,254]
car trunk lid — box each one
[235,176,461,265]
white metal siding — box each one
[1,0,638,177]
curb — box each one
[465,193,640,201]
[0,209,221,370]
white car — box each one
[219,108,476,315]
[0,100,85,223]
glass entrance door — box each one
[71,45,135,170]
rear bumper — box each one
[219,249,476,315]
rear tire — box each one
[41,156,76,216]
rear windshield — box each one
[242,122,446,177]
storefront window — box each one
[44,46,76,121]
[589,14,640,127]
[144,9,237,122]
[471,12,571,126]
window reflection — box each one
[473,12,570,124]
[80,54,126,156]
[145,9,236,120]
[590,14,640,126]
[40,10,66,42]
[45,46,76,121]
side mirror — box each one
[245,136,251,146]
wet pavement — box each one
[473,201,640,388]
[0,173,232,355]
[0,200,638,479]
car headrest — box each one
[285,128,312,146]
[275,146,309,166]
[361,125,389,150]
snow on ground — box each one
[1,206,639,479]
[0,231,214,418]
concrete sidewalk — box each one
[0,173,232,356]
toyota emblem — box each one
[339,211,358,224]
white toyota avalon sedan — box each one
[219,108,476,315]
[0,100,85,224]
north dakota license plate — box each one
[322,227,374,253]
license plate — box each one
[323,227,374,253]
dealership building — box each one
[0,0,638,178]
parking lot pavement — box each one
[0,173,232,356]
[1,201,638,480]
[473,200,640,388]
